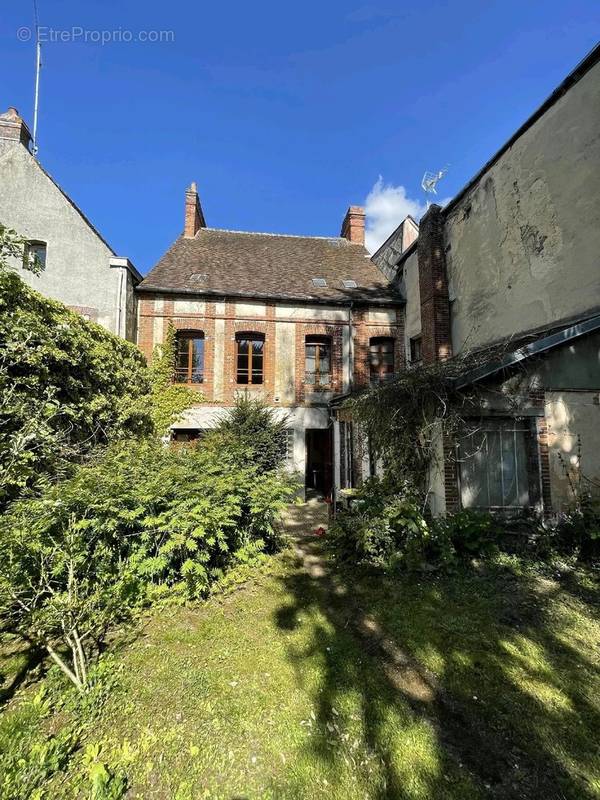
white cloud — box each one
[364,176,427,254]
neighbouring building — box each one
[372,44,600,516]
[136,185,404,496]
[0,107,140,341]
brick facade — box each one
[137,292,404,407]
[417,204,452,364]
[352,308,405,389]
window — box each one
[172,428,207,443]
[236,332,264,384]
[311,278,327,288]
[305,335,332,387]
[458,419,534,511]
[23,240,47,272]
[342,279,357,289]
[409,335,422,363]
[369,337,395,383]
[174,332,205,384]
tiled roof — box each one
[138,228,400,304]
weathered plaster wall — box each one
[274,321,296,404]
[402,250,421,357]
[445,60,600,353]
[0,144,136,338]
[545,391,600,510]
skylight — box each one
[189,273,208,282]
[342,279,358,289]
[312,278,327,288]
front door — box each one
[305,428,333,497]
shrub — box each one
[0,439,294,689]
[328,479,453,571]
[0,268,151,507]
[210,396,289,473]
[435,509,498,557]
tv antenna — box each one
[32,0,42,157]
[421,167,447,197]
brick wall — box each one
[417,204,452,364]
[352,307,405,390]
[137,292,404,407]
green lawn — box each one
[1,539,599,799]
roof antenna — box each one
[421,167,448,207]
[32,0,42,157]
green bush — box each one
[436,509,497,557]
[0,438,294,689]
[0,269,151,507]
[210,396,289,473]
[554,494,600,561]
[328,479,452,571]
[329,481,510,571]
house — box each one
[0,107,140,341]
[371,43,600,516]
[136,185,404,496]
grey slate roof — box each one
[138,228,400,304]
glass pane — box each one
[460,431,489,508]
[500,429,518,506]
[318,344,331,373]
[237,339,249,355]
[190,338,204,383]
[252,339,264,355]
[485,430,502,506]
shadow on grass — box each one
[273,534,599,799]
[0,635,44,707]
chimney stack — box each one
[0,107,32,156]
[184,182,206,238]
[340,205,365,246]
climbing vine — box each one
[147,323,203,436]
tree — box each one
[0,225,151,507]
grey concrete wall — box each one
[444,59,600,354]
[0,143,137,340]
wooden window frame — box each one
[409,335,422,364]
[174,331,205,384]
[305,335,332,387]
[369,336,395,383]
[236,332,265,385]
[23,240,47,271]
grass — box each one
[1,541,599,799]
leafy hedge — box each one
[0,270,151,507]
[329,478,506,571]
[0,436,294,690]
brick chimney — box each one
[184,182,206,238]
[0,107,32,155]
[340,206,365,246]
[417,204,452,364]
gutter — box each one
[454,313,600,389]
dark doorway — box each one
[305,428,333,497]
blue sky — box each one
[1,1,598,271]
